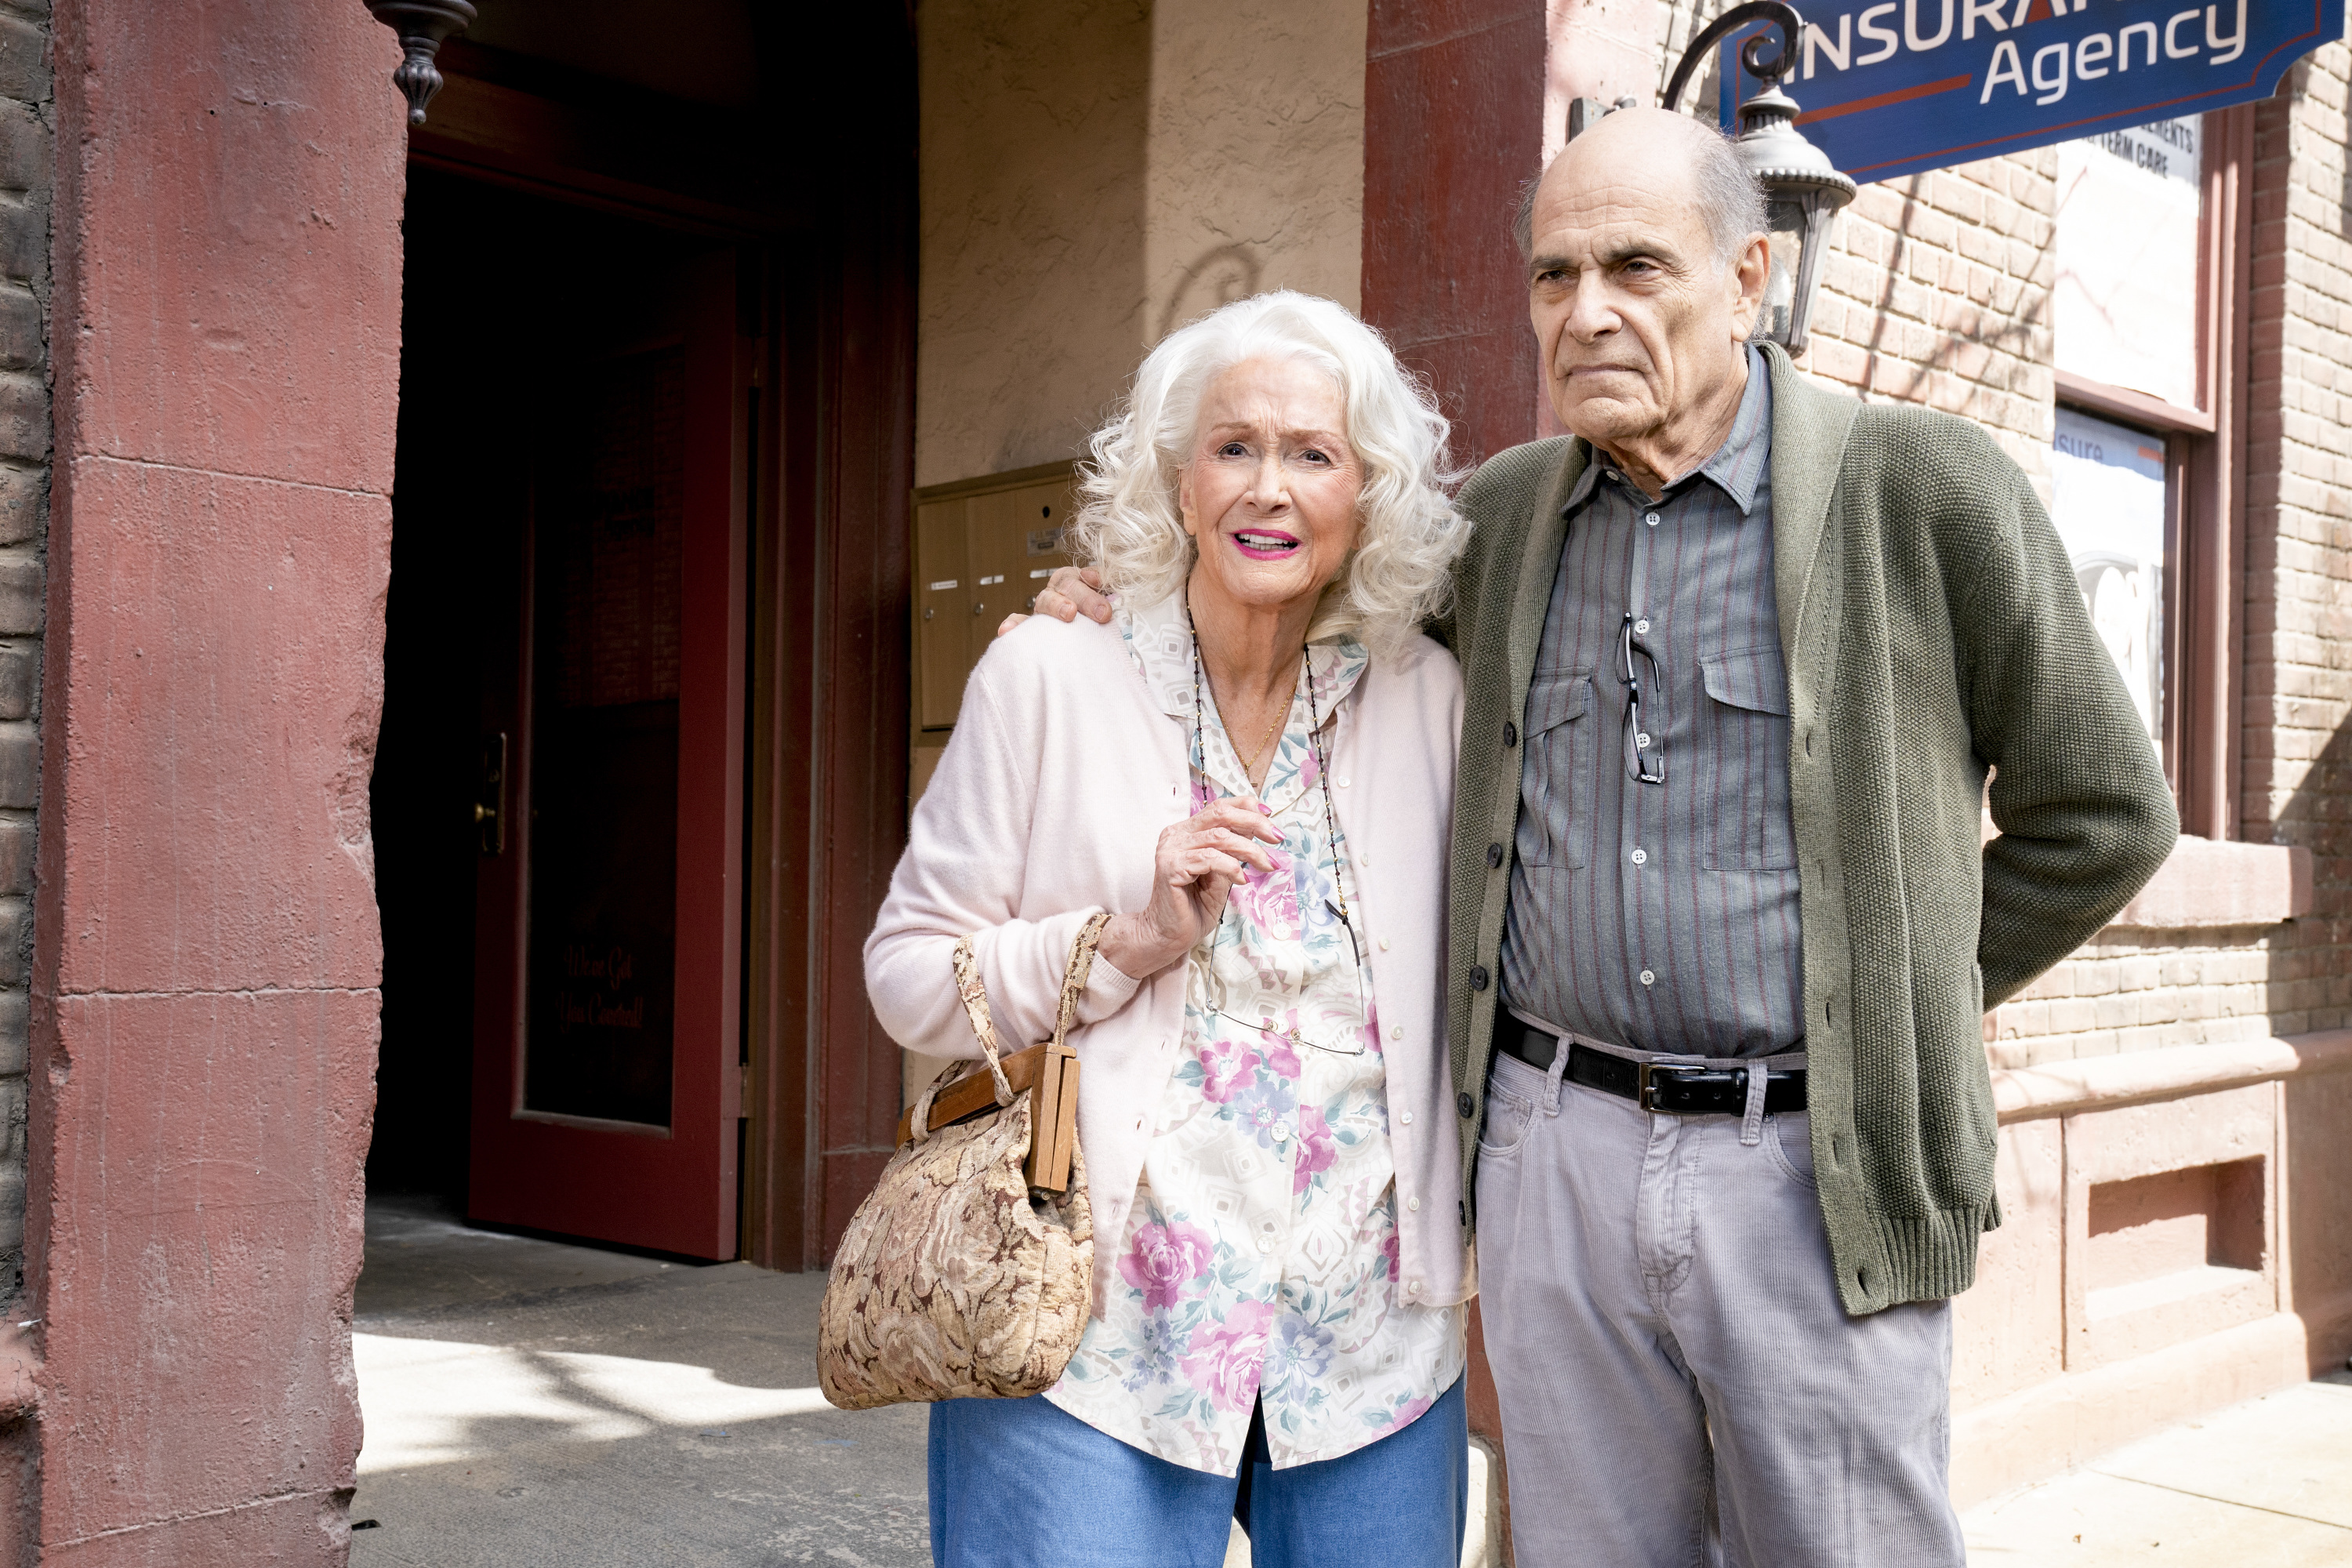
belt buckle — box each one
[1637,1060,1659,1112]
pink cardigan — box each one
[864,610,1472,1312]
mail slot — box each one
[911,462,1078,736]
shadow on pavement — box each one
[351,1196,929,1567]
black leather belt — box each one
[1498,1018,1806,1116]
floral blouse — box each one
[1043,593,1465,1475]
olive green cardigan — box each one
[1444,345,2177,1316]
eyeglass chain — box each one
[1184,592,1356,940]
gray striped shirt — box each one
[1499,347,1803,1058]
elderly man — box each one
[1029,107,2176,1565]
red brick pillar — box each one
[1360,6,1548,1559]
[24,2,405,1559]
[1362,0,1548,470]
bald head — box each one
[1515,108,1766,272]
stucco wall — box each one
[916,0,1367,489]
[1143,0,1366,343]
[916,0,1149,488]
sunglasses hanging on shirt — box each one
[1621,611,1664,786]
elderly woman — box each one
[864,291,1473,1568]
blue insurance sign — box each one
[1719,0,2343,183]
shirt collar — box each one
[1114,588,1369,730]
[1563,343,1773,520]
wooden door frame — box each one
[739,176,919,1272]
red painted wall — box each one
[1361,0,1548,469]
[26,1,404,1559]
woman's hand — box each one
[1098,797,1284,979]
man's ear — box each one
[1730,232,1771,344]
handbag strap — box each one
[949,937,1017,1107]
[1054,912,1115,1047]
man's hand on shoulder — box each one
[996,566,1111,639]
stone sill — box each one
[2106,836,2312,929]
[2086,1262,2261,1322]
[1993,1027,2352,1123]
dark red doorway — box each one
[373,175,751,1258]
[466,249,749,1259]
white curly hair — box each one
[1064,290,1469,654]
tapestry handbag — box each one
[816,913,1109,1409]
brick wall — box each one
[0,2,46,1308]
[1800,154,2057,486]
[2245,45,2352,1040]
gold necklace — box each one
[1232,697,1287,779]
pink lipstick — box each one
[1230,528,1301,560]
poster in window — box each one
[2055,118,2201,410]
[2050,406,2165,742]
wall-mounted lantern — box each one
[362,0,477,126]
[1571,2,1858,357]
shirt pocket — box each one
[1699,648,1797,873]
[1513,673,1593,871]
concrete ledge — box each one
[1950,1309,2312,1508]
[1993,1029,2352,1123]
[2107,837,2313,929]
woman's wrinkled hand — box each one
[1098,797,1284,979]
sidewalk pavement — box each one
[350,1196,928,1567]
[1960,1370,2352,1566]
[350,1195,2347,1566]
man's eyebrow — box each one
[1527,237,1675,281]
[1596,237,1672,267]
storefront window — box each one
[2050,408,2166,742]
[2054,118,2202,409]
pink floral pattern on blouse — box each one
[1043,593,1466,1475]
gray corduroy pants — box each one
[1475,1047,1966,1567]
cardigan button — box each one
[1486,842,1504,869]
[1457,1091,1476,1120]
[1468,965,1490,992]
[1503,721,1518,748]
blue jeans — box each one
[929,1376,1468,1568]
